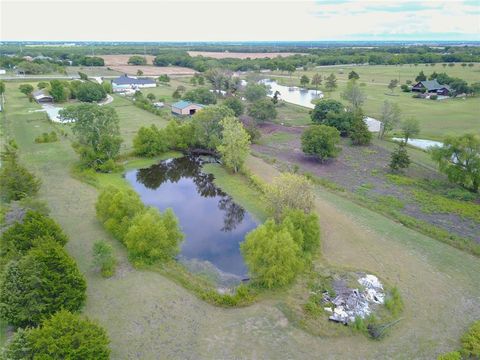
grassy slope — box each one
[2,82,479,358]
[268,64,480,139]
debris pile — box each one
[325,274,385,325]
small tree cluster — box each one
[217,117,251,173]
[247,98,277,124]
[183,87,217,105]
[34,131,58,144]
[389,143,410,172]
[301,124,341,161]
[76,81,107,103]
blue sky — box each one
[1,0,479,41]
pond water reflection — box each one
[125,156,256,282]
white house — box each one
[111,74,156,93]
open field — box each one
[2,81,479,358]
[188,51,299,59]
[100,54,157,66]
[109,65,196,76]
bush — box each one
[0,210,68,262]
[430,94,438,100]
[76,82,107,102]
[461,320,480,357]
[310,99,343,123]
[241,219,304,289]
[247,98,277,124]
[223,96,245,116]
[301,124,341,161]
[92,240,116,277]
[96,186,144,242]
[34,131,58,143]
[390,143,410,172]
[0,241,86,327]
[437,352,462,360]
[281,209,320,255]
[183,87,217,105]
[244,83,268,102]
[128,55,147,65]
[133,125,168,157]
[2,310,110,360]
[124,207,184,265]
[349,116,372,146]
[400,84,410,92]
[384,287,404,317]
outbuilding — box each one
[171,100,204,116]
[32,89,54,103]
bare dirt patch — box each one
[100,54,156,66]
[188,51,300,59]
[108,65,196,76]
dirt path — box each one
[6,88,480,358]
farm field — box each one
[108,65,196,76]
[265,63,480,139]
[99,54,157,66]
[188,51,300,59]
[1,81,479,358]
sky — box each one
[1,0,479,42]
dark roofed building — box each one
[412,79,451,96]
[32,89,53,103]
[111,74,156,92]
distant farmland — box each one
[100,54,156,66]
[188,51,300,59]
[108,65,196,76]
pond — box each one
[125,156,257,285]
[260,79,323,109]
[392,137,443,150]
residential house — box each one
[411,79,451,96]
[32,89,54,103]
[111,74,156,93]
[171,100,204,116]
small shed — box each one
[171,100,204,116]
[0,69,6,75]
[32,90,54,103]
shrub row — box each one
[34,131,58,144]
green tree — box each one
[2,310,110,360]
[300,75,310,87]
[401,117,420,143]
[348,71,360,80]
[389,143,410,172]
[183,87,217,105]
[158,74,170,83]
[146,93,156,101]
[76,82,107,102]
[301,125,341,161]
[133,124,167,156]
[96,186,145,242]
[128,55,147,65]
[415,71,427,82]
[217,117,251,173]
[0,241,86,327]
[264,173,315,220]
[124,207,184,264]
[431,134,480,192]
[244,83,267,102]
[49,80,67,102]
[311,73,322,93]
[341,81,366,110]
[0,143,41,203]
[92,240,116,278]
[461,320,480,357]
[136,69,143,76]
[325,73,337,92]
[102,81,112,94]
[281,209,320,255]
[78,71,88,80]
[60,104,122,170]
[322,111,355,136]
[191,105,234,149]
[349,115,372,146]
[247,98,277,124]
[388,79,399,93]
[241,219,303,289]
[311,99,343,124]
[18,84,34,96]
[378,100,401,139]
[223,97,244,116]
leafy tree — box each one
[1,210,68,262]
[128,55,147,65]
[272,90,280,104]
[146,93,156,101]
[0,143,41,203]
[172,89,181,99]
[191,105,234,149]
[136,69,143,76]
[2,310,110,360]
[431,134,480,193]
[162,120,195,150]
[322,111,355,136]
[461,320,480,358]
[325,73,337,92]
[60,104,122,170]
[241,219,303,289]
[281,209,320,255]
[378,100,401,139]
[449,79,470,95]
[301,125,341,161]
[0,241,86,327]
[341,81,366,110]
[349,115,371,145]
[244,83,267,102]
[183,87,217,105]
[158,74,170,83]
[18,84,34,96]
[311,99,343,124]
[247,98,277,124]
[102,81,112,94]
[264,173,315,220]
[92,240,116,278]
[124,207,183,264]
[311,73,322,92]
[300,75,310,87]
[49,80,67,102]
[133,124,167,157]
[348,71,360,80]
[217,117,251,173]
[76,82,107,102]
[415,71,426,82]
[389,143,410,172]
[401,117,420,143]
[223,97,244,116]
[96,186,145,242]
[78,72,88,80]
[388,79,399,93]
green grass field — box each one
[1,79,480,358]
[267,64,480,139]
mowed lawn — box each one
[268,64,480,139]
[2,81,480,358]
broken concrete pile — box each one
[324,274,385,325]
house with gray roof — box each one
[32,89,53,103]
[412,79,451,96]
[111,74,156,93]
